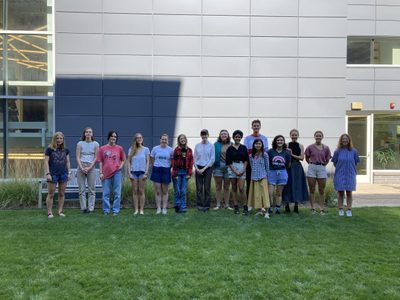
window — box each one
[0,0,54,178]
[373,113,400,170]
[347,37,400,65]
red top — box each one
[171,146,194,177]
[96,144,126,179]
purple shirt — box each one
[305,144,331,165]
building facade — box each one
[1,0,399,183]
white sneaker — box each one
[264,213,270,219]
[346,209,352,217]
[255,211,263,216]
[156,208,162,215]
[225,206,233,210]
[248,206,253,211]
[162,208,167,215]
[339,209,344,217]
[213,206,220,210]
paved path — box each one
[353,184,400,207]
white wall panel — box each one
[299,18,347,37]
[154,15,201,35]
[202,118,249,136]
[346,80,375,95]
[153,76,202,97]
[347,67,375,80]
[203,16,249,36]
[154,56,201,76]
[203,37,250,56]
[56,13,102,33]
[345,95,375,110]
[375,68,400,80]
[347,20,376,36]
[375,81,400,94]
[56,54,102,74]
[348,5,376,20]
[104,14,153,34]
[298,118,345,138]
[299,58,346,78]
[298,98,346,117]
[299,38,346,58]
[154,0,201,15]
[56,33,103,54]
[258,118,298,138]
[299,0,347,17]
[203,0,250,16]
[299,78,345,97]
[250,78,297,97]
[203,98,249,117]
[251,58,298,77]
[251,37,298,57]
[153,36,201,56]
[376,21,400,36]
[251,0,298,16]
[203,78,249,97]
[104,35,153,55]
[104,56,152,76]
[203,57,249,77]
[103,0,152,13]
[251,17,298,37]
[377,6,400,21]
[249,98,298,117]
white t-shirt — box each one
[128,147,150,172]
[150,145,173,168]
[77,141,99,164]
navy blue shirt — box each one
[267,148,291,170]
[226,144,249,166]
[45,147,69,176]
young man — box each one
[244,120,269,197]
[193,129,215,212]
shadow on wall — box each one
[55,77,181,166]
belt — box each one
[233,160,243,163]
[310,162,323,165]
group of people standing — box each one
[44,120,360,219]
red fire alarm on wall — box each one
[390,102,396,109]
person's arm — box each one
[66,153,72,180]
[354,149,360,165]
[119,147,125,170]
[331,150,338,167]
[89,144,99,171]
[99,162,104,180]
[304,146,310,164]
[76,143,83,171]
[171,148,178,178]
[144,149,150,178]
[44,154,51,182]
[187,149,194,178]
[286,151,291,169]
[240,146,249,175]
[205,143,215,170]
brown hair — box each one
[337,133,354,150]
[80,127,95,141]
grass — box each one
[0,208,399,299]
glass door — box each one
[347,115,372,183]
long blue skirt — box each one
[282,160,309,203]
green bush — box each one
[314,178,338,208]
[0,179,37,208]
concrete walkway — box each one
[352,184,400,207]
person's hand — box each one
[196,169,203,175]
[287,148,292,155]
[46,174,52,182]
[186,175,191,180]
[143,172,148,179]
[100,173,104,180]
[68,172,72,181]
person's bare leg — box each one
[223,178,230,208]
[138,178,146,214]
[214,176,222,208]
[317,178,326,212]
[58,181,67,215]
[46,182,56,215]
[154,183,162,211]
[307,177,316,212]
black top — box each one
[226,144,249,165]
[45,147,70,175]
[288,142,301,162]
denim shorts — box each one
[50,173,68,184]
[150,166,171,184]
[307,164,327,179]
[213,161,229,179]
[130,171,145,180]
[268,169,288,185]
[228,161,246,179]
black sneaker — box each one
[294,205,299,214]
[82,209,88,214]
[285,203,290,213]
[234,205,240,214]
[243,205,249,216]
[275,208,281,215]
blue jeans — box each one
[172,169,189,211]
[102,170,122,214]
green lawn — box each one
[0,208,399,299]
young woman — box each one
[76,127,99,214]
[282,129,309,214]
[193,129,215,212]
[213,129,232,210]
[44,131,71,218]
[150,134,174,215]
[305,130,332,216]
[267,135,291,215]
[97,131,125,216]
[171,134,194,213]
[127,133,150,215]
[248,139,270,219]
[226,130,249,215]
[332,134,360,217]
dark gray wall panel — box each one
[56,77,102,96]
[103,96,152,116]
[57,116,103,137]
[102,116,153,137]
[103,78,153,96]
[56,96,103,115]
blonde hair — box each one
[128,133,144,160]
[337,133,354,150]
[49,131,65,150]
[289,129,299,136]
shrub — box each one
[0,179,37,208]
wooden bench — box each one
[38,168,103,208]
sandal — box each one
[58,212,66,217]
[47,212,54,219]
[311,208,316,215]
[320,210,326,216]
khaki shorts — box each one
[307,164,327,179]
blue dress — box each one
[332,148,360,191]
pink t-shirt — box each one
[305,144,331,165]
[97,144,126,179]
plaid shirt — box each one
[171,146,194,177]
[249,152,270,181]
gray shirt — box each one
[129,146,150,172]
[77,141,99,164]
